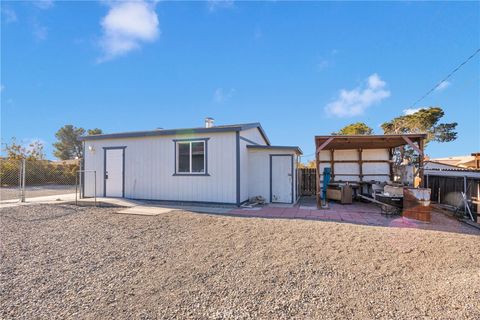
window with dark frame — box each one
[177,140,206,174]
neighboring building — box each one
[79,119,302,205]
[424,160,480,178]
[429,153,480,169]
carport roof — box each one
[315,134,426,151]
[79,122,270,145]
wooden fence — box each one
[425,174,480,211]
[299,168,317,196]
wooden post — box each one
[315,137,334,208]
[330,149,335,181]
[316,142,321,208]
[389,148,394,182]
[418,138,424,185]
[358,148,363,182]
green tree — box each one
[381,107,457,164]
[381,107,457,143]
[334,122,373,135]
[53,125,85,160]
[298,160,316,169]
[53,125,104,160]
[2,138,45,160]
[87,128,103,135]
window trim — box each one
[173,138,210,176]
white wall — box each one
[247,148,298,203]
[318,148,390,183]
[84,131,237,203]
[362,149,390,182]
[239,128,268,203]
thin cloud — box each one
[213,88,235,103]
[1,7,17,23]
[316,49,338,71]
[317,59,330,71]
[403,108,421,115]
[207,0,234,12]
[434,80,451,92]
[0,84,4,92]
[34,0,54,9]
[33,23,48,41]
[98,1,160,62]
[325,73,391,117]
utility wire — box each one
[409,48,480,108]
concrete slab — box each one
[116,206,176,216]
[268,203,295,208]
[80,197,142,207]
[170,205,231,215]
[299,205,316,210]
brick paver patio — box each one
[227,199,479,235]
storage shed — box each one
[79,120,302,206]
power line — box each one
[409,48,480,108]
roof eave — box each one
[246,145,303,155]
[78,126,244,141]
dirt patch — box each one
[1,204,479,319]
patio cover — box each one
[314,133,427,208]
[315,134,426,151]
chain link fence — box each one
[0,158,22,201]
[0,158,80,202]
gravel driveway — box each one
[1,204,479,319]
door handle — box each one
[105,171,109,179]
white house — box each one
[79,119,302,206]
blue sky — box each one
[1,1,479,161]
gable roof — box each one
[79,122,270,145]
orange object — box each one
[403,188,431,222]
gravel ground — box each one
[0,185,76,201]
[1,204,479,319]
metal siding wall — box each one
[241,128,268,145]
[247,149,296,203]
[83,141,100,197]
[239,128,269,202]
[83,132,237,203]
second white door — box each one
[105,148,124,197]
[271,155,292,203]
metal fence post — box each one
[20,158,26,202]
[94,171,97,207]
[75,172,78,206]
[17,159,22,201]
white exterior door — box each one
[271,155,292,203]
[105,149,124,197]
